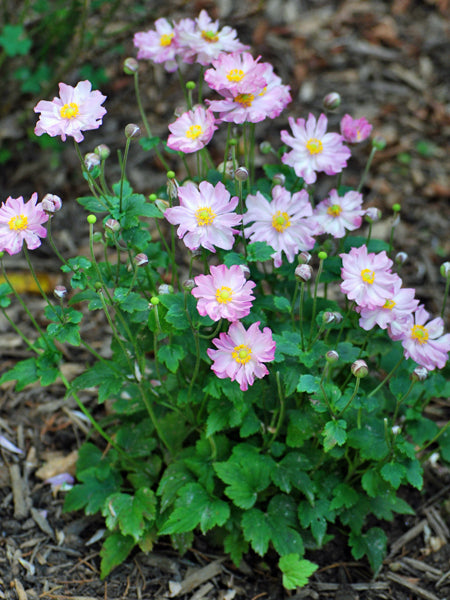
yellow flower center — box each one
[216,286,233,304]
[232,344,252,364]
[195,207,216,226]
[361,268,375,284]
[383,298,396,310]
[201,30,219,43]
[160,33,174,47]
[186,124,203,140]
[60,102,79,120]
[227,69,244,82]
[327,204,342,217]
[411,324,429,345]
[306,137,323,155]
[234,93,254,107]
[272,211,291,232]
[8,214,28,231]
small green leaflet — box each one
[100,532,135,578]
[279,554,318,590]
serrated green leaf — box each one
[0,358,38,391]
[100,532,135,578]
[348,420,389,460]
[279,555,318,590]
[297,374,320,394]
[246,241,275,262]
[102,488,156,542]
[139,136,161,151]
[349,527,387,573]
[405,459,423,489]
[224,530,249,566]
[271,453,315,502]
[330,483,359,510]
[380,462,406,489]
[0,24,32,56]
[157,344,186,373]
[241,508,272,555]
[157,463,195,512]
[322,420,347,452]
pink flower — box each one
[389,306,450,371]
[164,181,241,252]
[340,114,372,143]
[207,321,276,391]
[34,81,107,143]
[0,194,48,255]
[167,106,217,153]
[243,186,317,267]
[204,52,267,96]
[357,278,419,330]
[192,264,256,321]
[281,113,351,184]
[340,245,400,308]
[176,10,248,66]
[313,189,364,238]
[134,18,180,72]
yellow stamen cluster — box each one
[186,124,203,140]
[306,137,323,155]
[232,344,252,364]
[195,207,216,226]
[234,93,254,107]
[327,204,342,217]
[361,268,375,284]
[227,69,244,82]
[60,102,79,120]
[216,286,233,304]
[411,324,429,344]
[8,214,28,231]
[383,299,396,310]
[272,211,291,233]
[201,30,219,43]
[160,33,174,47]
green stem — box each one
[299,283,306,352]
[357,146,377,193]
[367,355,404,398]
[441,275,450,319]
[119,137,131,213]
[337,377,361,417]
[308,257,325,347]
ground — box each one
[0,0,449,599]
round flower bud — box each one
[94,144,111,160]
[325,350,339,363]
[84,152,101,171]
[54,285,67,299]
[372,136,387,150]
[217,160,234,178]
[323,92,341,111]
[186,80,196,90]
[92,232,103,243]
[392,203,401,213]
[41,194,63,214]
[295,264,312,282]
[411,366,428,382]
[259,141,272,154]
[166,170,176,179]
[395,251,408,265]
[351,359,368,378]
[87,214,97,225]
[150,296,160,305]
[364,207,381,223]
[391,425,401,435]
[440,261,450,279]
[318,251,328,261]
[123,57,139,74]
[158,283,173,295]
[235,166,249,182]
[272,173,285,186]
[125,123,141,139]
[134,253,149,267]
[149,193,158,202]
[298,251,312,264]
[183,278,196,291]
[105,218,120,233]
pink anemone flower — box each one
[167,106,217,153]
[0,194,48,255]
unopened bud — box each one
[158,283,173,295]
[395,252,408,265]
[411,366,428,382]
[54,285,67,299]
[217,160,234,178]
[364,207,381,223]
[325,350,339,363]
[391,425,401,435]
[166,179,179,201]
[87,214,97,225]
[272,173,285,186]
[259,141,272,154]
[235,166,249,182]
[149,193,158,202]
[183,278,195,291]
[41,194,63,213]
[351,359,368,378]
[298,251,312,264]
[295,264,312,282]
[372,136,386,151]
[392,203,401,213]
[323,311,343,324]
[134,253,148,267]
[186,80,196,90]
[124,57,139,74]
[105,218,120,233]
[150,296,160,305]
[84,152,101,171]
[239,264,251,278]
[440,261,450,279]
[125,123,141,139]
[92,232,103,243]
[167,170,176,179]
[94,144,111,160]
[155,198,170,213]
[323,92,341,111]
[318,251,328,261]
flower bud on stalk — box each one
[134,253,149,267]
[84,152,101,171]
[298,251,312,264]
[123,57,139,74]
[125,123,141,139]
[54,285,67,299]
[395,251,408,265]
[259,141,272,154]
[295,264,312,282]
[105,218,120,233]
[325,350,339,363]
[94,144,111,160]
[183,279,196,291]
[272,173,285,186]
[351,359,368,378]
[440,261,450,279]
[235,166,249,182]
[323,92,341,112]
[364,207,381,223]
[411,366,428,382]
[41,194,63,214]
[372,136,386,151]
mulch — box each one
[1,0,449,598]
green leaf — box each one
[336,341,363,363]
[76,195,110,212]
[380,462,406,489]
[348,420,389,460]
[64,466,122,515]
[0,282,12,307]
[224,530,249,566]
[273,295,291,313]
[405,459,423,489]
[157,463,195,512]
[113,288,148,312]
[298,499,335,546]
[71,361,123,404]
[297,374,320,394]
[0,358,38,391]
[246,241,275,262]
[271,453,315,502]
[223,251,246,267]
[0,25,32,56]
[159,293,190,330]
[157,344,186,373]
[349,527,387,573]
[273,331,302,360]
[279,555,318,590]
[330,483,359,510]
[322,420,347,452]
[100,532,135,578]
[102,488,156,542]
[241,508,272,556]
[439,426,450,462]
[139,136,161,151]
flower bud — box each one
[149,193,158,202]
[84,152,101,171]
[123,57,139,74]
[150,296,160,305]
[134,253,148,267]
[392,203,401,213]
[166,179,179,201]
[41,194,63,213]
[186,80,196,90]
[372,136,386,151]
[440,261,450,279]
[183,278,196,291]
[318,251,328,261]
[259,141,272,154]
[235,166,249,182]
[364,207,381,223]
[298,251,312,264]
[94,144,111,160]
[295,264,312,282]
[323,92,341,111]
[325,350,339,363]
[92,232,103,243]
[155,198,170,213]
[411,366,428,382]
[239,264,251,278]
[272,173,285,186]
[105,218,120,233]
[351,359,368,378]
[391,425,401,435]
[217,160,234,178]
[54,285,67,299]
[395,251,408,265]
[125,123,141,139]
[158,283,173,295]
[87,214,97,225]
